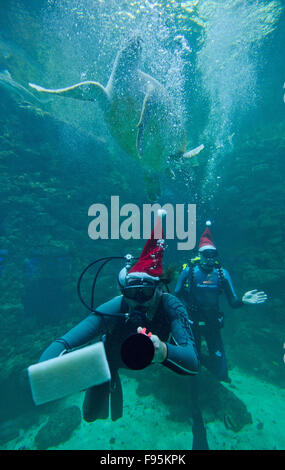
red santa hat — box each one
[127,209,166,282]
[198,221,217,252]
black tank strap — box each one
[216,263,226,289]
[187,260,199,288]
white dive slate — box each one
[28,342,111,405]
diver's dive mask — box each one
[202,249,218,259]
[122,280,157,303]
[200,249,218,269]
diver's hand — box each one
[242,289,268,305]
[137,327,167,363]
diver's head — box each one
[118,270,161,310]
[199,246,218,271]
[198,221,217,271]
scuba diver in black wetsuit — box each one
[175,221,267,450]
[39,212,199,422]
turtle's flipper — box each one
[183,144,204,159]
[136,90,155,159]
[29,80,108,109]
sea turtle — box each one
[29,37,204,200]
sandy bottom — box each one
[4,367,285,451]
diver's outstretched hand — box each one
[242,289,268,305]
[137,327,167,363]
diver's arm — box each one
[39,296,124,362]
[162,294,199,375]
[39,313,105,362]
[174,267,189,304]
[223,269,244,309]
[174,268,189,296]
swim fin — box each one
[83,382,110,421]
[82,368,123,422]
[192,410,209,450]
[110,369,123,421]
[189,375,209,450]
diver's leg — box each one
[82,382,110,422]
[204,325,230,382]
[188,376,209,450]
[184,325,209,449]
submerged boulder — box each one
[34,406,81,450]
[135,366,252,432]
[199,369,252,432]
[0,419,20,445]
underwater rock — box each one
[34,406,81,450]
[0,419,20,444]
[135,367,252,432]
[197,370,252,432]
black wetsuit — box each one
[175,263,243,381]
[39,293,199,421]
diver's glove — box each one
[137,326,167,363]
[242,289,268,305]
